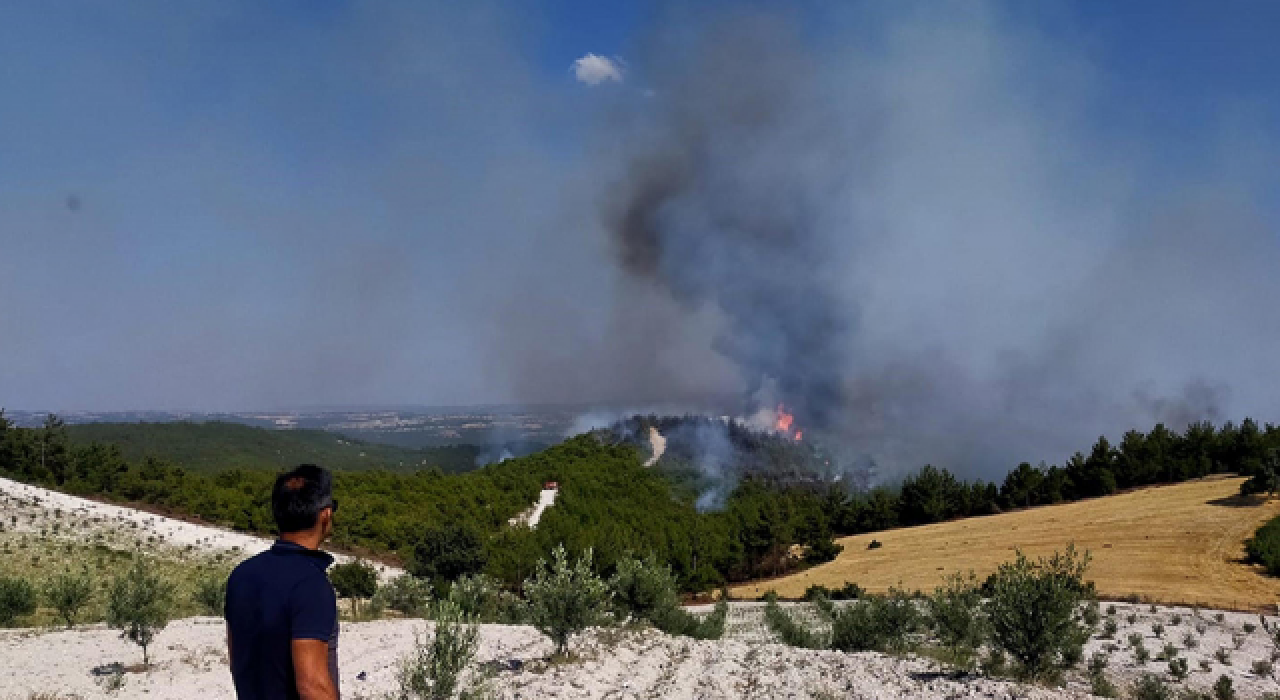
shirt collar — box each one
[271,539,336,570]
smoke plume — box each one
[593,8,1280,480]
[606,18,852,431]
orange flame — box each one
[774,404,803,441]
[774,404,794,434]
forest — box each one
[64,421,491,474]
[3,410,1280,593]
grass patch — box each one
[0,531,229,627]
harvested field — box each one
[732,475,1280,611]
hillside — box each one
[65,421,486,473]
[733,475,1280,610]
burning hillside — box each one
[601,413,850,511]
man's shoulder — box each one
[228,547,302,589]
[229,547,273,575]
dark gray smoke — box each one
[605,18,854,430]
[593,9,1280,482]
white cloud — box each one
[571,53,623,86]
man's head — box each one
[272,464,337,538]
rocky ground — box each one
[0,475,400,579]
[5,476,1280,698]
[1078,600,1280,698]
[2,616,1096,700]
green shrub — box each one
[692,600,729,640]
[764,600,824,649]
[802,584,832,602]
[193,571,228,616]
[1153,622,1165,638]
[650,598,732,644]
[1215,647,1232,665]
[492,588,530,625]
[1106,604,1117,616]
[45,568,93,629]
[1087,651,1109,674]
[1101,619,1118,639]
[649,599,727,640]
[106,557,174,666]
[1082,600,1101,628]
[830,587,919,653]
[1168,657,1189,681]
[1213,674,1235,700]
[835,582,864,600]
[1129,673,1172,700]
[330,559,379,619]
[1253,658,1274,677]
[1087,653,1116,697]
[382,575,434,617]
[1089,671,1118,697]
[985,545,1092,681]
[609,554,680,622]
[1134,641,1150,664]
[393,600,479,700]
[810,592,836,621]
[981,648,1007,677]
[447,573,503,620]
[408,524,488,591]
[804,582,864,601]
[0,575,38,626]
[1247,515,1280,576]
[1183,631,1199,649]
[867,539,882,550]
[926,571,986,668]
[524,545,610,656]
[804,536,843,565]
[829,598,882,652]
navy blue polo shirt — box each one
[225,540,340,700]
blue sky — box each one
[0,0,1276,434]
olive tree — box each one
[0,575,38,626]
[985,545,1092,681]
[524,545,610,656]
[393,600,480,700]
[106,557,174,666]
[926,571,987,669]
[45,568,94,629]
[329,559,379,620]
[193,570,228,616]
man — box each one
[225,464,341,700]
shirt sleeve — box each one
[289,573,338,641]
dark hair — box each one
[272,464,335,534]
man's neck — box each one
[280,530,324,551]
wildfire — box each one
[774,404,803,441]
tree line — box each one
[3,410,1279,593]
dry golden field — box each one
[731,475,1280,611]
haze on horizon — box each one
[2,1,1277,477]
